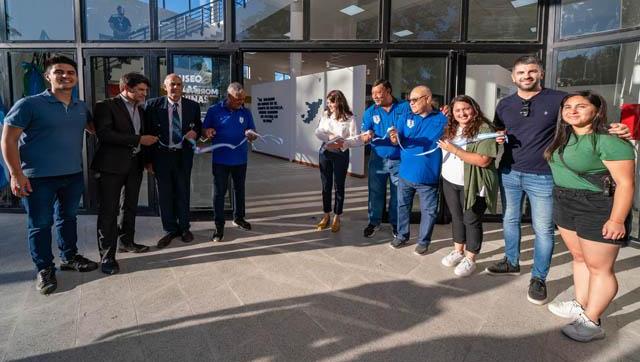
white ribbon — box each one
[194,130,284,154]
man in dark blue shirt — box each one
[1,56,98,294]
[360,80,407,238]
[389,86,447,255]
[203,82,257,242]
[486,56,629,305]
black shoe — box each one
[363,224,379,238]
[391,225,398,238]
[181,230,194,243]
[60,254,99,272]
[36,266,57,295]
[485,257,521,275]
[210,225,224,242]
[157,232,179,249]
[119,242,150,253]
[101,259,120,275]
[414,244,429,255]
[232,218,251,231]
[528,277,548,305]
[389,238,407,249]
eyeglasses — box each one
[520,100,531,117]
[408,95,427,104]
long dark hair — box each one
[543,91,608,161]
[442,95,494,141]
[326,90,353,122]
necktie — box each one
[171,103,182,145]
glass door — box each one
[167,51,232,212]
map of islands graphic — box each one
[301,99,323,124]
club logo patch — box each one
[373,115,381,124]
[239,116,245,124]
[406,118,414,128]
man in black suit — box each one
[92,72,158,275]
[144,74,201,248]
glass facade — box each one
[1,1,634,214]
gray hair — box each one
[227,82,244,95]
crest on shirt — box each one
[373,115,381,124]
[406,118,414,128]
[239,116,245,124]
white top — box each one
[441,127,466,186]
[314,112,361,151]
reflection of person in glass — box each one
[108,5,132,40]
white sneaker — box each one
[441,250,464,267]
[548,300,584,319]
[561,313,605,342]
[454,257,476,277]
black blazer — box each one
[143,96,202,160]
[91,96,145,175]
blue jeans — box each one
[397,177,439,246]
[500,169,555,280]
[367,152,399,227]
[21,172,84,271]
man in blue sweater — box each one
[389,85,447,255]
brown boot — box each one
[316,214,330,230]
[331,216,341,233]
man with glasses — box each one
[143,74,202,249]
[1,56,98,294]
[92,72,158,275]
[359,80,407,238]
[486,56,629,305]
[388,85,447,255]
[203,82,257,242]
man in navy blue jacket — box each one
[144,74,202,249]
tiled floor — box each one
[0,154,639,361]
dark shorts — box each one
[553,187,630,246]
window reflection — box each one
[5,0,75,41]
[468,0,539,41]
[157,0,224,40]
[84,0,151,41]
[310,0,379,40]
[235,0,303,40]
[560,0,640,39]
[390,0,460,41]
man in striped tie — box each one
[143,74,202,248]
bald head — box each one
[164,73,184,102]
[408,85,433,116]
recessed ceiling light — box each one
[530,27,537,32]
[340,5,365,16]
[283,32,291,37]
[511,0,537,8]
[394,30,414,37]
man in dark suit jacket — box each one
[91,72,158,275]
[144,74,201,248]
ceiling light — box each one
[394,30,414,37]
[511,0,537,8]
[530,27,537,32]
[340,5,365,16]
[283,32,291,37]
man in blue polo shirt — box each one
[203,82,257,242]
[485,55,629,305]
[360,80,408,238]
[389,85,447,255]
[1,56,98,295]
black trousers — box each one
[96,159,143,261]
[441,178,487,254]
[154,148,193,234]
[319,149,350,215]
[212,163,247,227]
